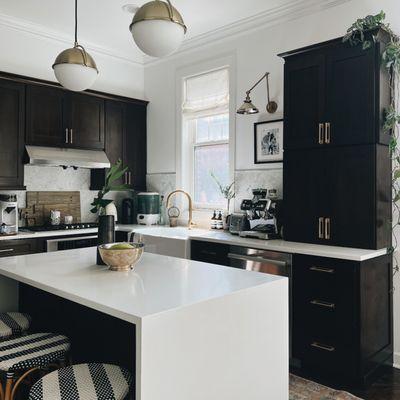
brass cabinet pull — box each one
[310,299,335,309]
[325,218,331,240]
[325,122,331,144]
[309,266,335,274]
[65,128,69,144]
[318,217,324,239]
[311,342,335,352]
[70,129,73,144]
[318,123,324,144]
[0,249,14,253]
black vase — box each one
[97,215,115,265]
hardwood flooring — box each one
[350,368,400,400]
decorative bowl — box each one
[98,242,144,271]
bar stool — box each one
[0,332,70,400]
[0,313,31,341]
[28,363,133,400]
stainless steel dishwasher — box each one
[228,246,293,356]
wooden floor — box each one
[350,368,400,400]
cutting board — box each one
[24,191,81,226]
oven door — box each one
[46,236,98,252]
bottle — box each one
[217,211,223,230]
[211,210,217,229]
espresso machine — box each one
[0,194,18,236]
[239,189,282,240]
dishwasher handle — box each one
[228,252,287,266]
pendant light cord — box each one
[74,0,78,46]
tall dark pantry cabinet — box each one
[280,28,393,384]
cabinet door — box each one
[125,103,147,190]
[284,53,325,149]
[326,44,375,146]
[326,146,376,249]
[283,149,328,244]
[0,80,25,189]
[0,239,41,258]
[26,85,66,147]
[68,93,105,150]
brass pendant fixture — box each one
[237,72,278,115]
[52,0,98,92]
[129,0,187,58]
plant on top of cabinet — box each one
[343,11,400,271]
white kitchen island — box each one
[0,247,288,400]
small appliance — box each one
[137,192,160,226]
[238,189,282,240]
[228,214,249,235]
[122,198,135,224]
[0,194,18,236]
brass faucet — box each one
[166,189,195,229]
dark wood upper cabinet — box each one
[26,85,66,147]
[281,29,392,250]
[26,84,104,150]
[67,93,104,150]
[0,79,25,189]
[125,103,147,191]
[90,101,147,191]
[280,28,391,149]
[283,53,325,149]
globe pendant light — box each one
[129,0,187,58]
[52,0,98,91]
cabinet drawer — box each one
[0,239,40,257]
[190,241,229,266]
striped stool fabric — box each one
[28,363,133,400]
[0,312,31,340]
[0,332,70,372]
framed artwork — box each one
[254,119,284,164]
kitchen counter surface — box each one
[1,224,387,261]
[0,246,283,323]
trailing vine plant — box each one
[344,11,400,275]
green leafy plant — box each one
[90,159,130,214]
[345,11,400,275]
[210,171,235,212]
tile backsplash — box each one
[0,166,131,224]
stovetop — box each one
[20,223,98,232]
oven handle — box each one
[46,235,98,244]
[227,253,287,267]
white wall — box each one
[0,24,144,99]
[144,0,400,367]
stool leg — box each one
[0,381,4,400]
[11,368,39,400]
[4,373,13,400]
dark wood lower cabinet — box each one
[0,238,43,257]
[190,240,230,266]
[293,253,393,384]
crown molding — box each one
[0,12,144,67]
[144,0,352,66]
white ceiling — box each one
[0,0,308,63]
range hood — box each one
[25,145,110,169]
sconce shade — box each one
[237,96,259,115]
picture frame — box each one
[254,119,284,164]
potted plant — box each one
[210,171,235,229]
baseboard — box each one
[394,352,400,369]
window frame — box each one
[175,55,236,216]
[185,110,230,209]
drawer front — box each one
[0,239,39,257]
[190,241,230,266]
[293,255,359,365]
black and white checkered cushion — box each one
[0,332,70,372]
[0,312,31,339]
[29,363,133,400]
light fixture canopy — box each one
[52,0,98,92]
[129,0,187,58]
[237,72,278,115]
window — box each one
[182,68,230,209]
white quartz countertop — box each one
[0,224,387,261]
[0,247,283,323]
